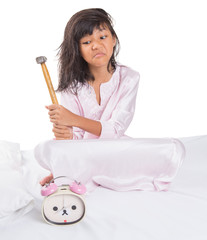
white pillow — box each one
[0,140,21,171]
[0,141,34,225]
[0,169,34,225]
[21,150,50,204]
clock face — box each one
[43,194,85,225]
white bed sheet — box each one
[0,135,207,240]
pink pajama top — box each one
[60,64,140,139]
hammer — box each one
[36,56,58,104]
[36,56,72,139]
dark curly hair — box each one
[56,8,120,94]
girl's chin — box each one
[89,60,110,68]
[90,64,108,69]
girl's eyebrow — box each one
[98,27,106,31]
[81,27,108,40]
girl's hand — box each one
[46,104,76,126]
[53,123,73,140]
[39,173,53,186]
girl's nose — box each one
[92,40,101,50]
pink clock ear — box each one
[70,182,86,195]
[41,183,58,196]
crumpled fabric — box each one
[34,138,185,192]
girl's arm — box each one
[48,68,140,139]
[74,114,102,136]
[47,105,102,137]
[98,70,140,138]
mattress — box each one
[0,135,207,240]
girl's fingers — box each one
[55,137,70,140]
[53,127,66,134]
[54,133,70,138]
[46,105,60,117]
[53,124,69,130]
[53,125,73,139]
[53,123,64,128]
[54,132,72,139]
[50,119,58,124]
[50,114,58,120]
[39,173,53,186]
[53,124,72,133]
[46,104,59,110]
[48,109,58,116]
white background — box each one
[0,0,206,149]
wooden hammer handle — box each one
[41,63,59,104]
[36,56,73,139]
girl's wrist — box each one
[74,115,102,136]
[72,114,82,128]
[69,112,81,128]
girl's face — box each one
[79,25,116,70]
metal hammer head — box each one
[36,56,47,64]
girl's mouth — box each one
[93,53,105,58]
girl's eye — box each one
[82,41,91,45]
[100,35,107,40]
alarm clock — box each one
[41,176,86,225]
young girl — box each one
[40,8,140,185]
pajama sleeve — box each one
[60,92,85,140]
[99,70,140,139]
